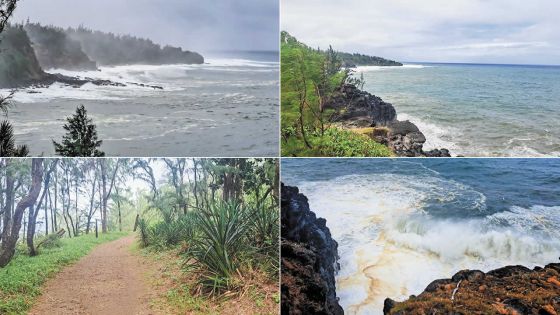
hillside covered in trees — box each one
[0,25,48,87]
[0,22,204,87]
[24,22,97,70]
[0,158,279,314]
[338,51,402,67]
[66,26,204,66]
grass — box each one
[283,127,393,157]
[0,232,128,315]
[142,247,279,315]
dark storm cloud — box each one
[12,0,279,53]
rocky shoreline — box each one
[384,261,560,315]
[21,72,164,91]
[326,84,451,157]
[281,184,344,315]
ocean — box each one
[355,63,560,157]
[4,52,279,156]
[282,158,560,314]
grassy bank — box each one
[0,232,128,314]
[142,247,280,315]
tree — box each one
[0,158,43,267]
[99,159,120,233]
[0,121,29,156]
[26,160,57,256]
[53,105,105,157]
[0,2,28,157]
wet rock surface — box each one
[384,262,560,315]
[326,84,450,157]
[281,184,344,315]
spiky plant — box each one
[184,201,253,293]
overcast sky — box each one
[13,0,279,53]
[282,0,560,65]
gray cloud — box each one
[282,0,560,65]
[12,0,279,53]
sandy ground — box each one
[29,235,160,315]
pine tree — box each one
[53,105,105,157]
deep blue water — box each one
[355,62,560,157]
[282,158,560,215]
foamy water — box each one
[354,63,560,157]
[282,159,560,315]
[3,55,279,156]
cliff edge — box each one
[327,83,451,157]
[281,184,344,315]
[384,262,560,315]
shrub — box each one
[183,202,253,294]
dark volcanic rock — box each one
[326,84,451,157]
[328,84,397,127]
[281,184,344,315]
[384,262,560,315]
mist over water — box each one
[282,159,560,315]
[6,53,279,156]
[355,63,560,157]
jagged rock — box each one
[281,184,344,315]
[384,262,560,315]
[327,84,397,127]
[326,84,450,157]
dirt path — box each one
[29,235,160,315]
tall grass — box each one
[140,200,279,295]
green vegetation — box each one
[66,25,204,66]
[338,51,402,67]
[0,24,46,88]
[0,232,127,314]
[281,31,392,157]
[137,158,279,313]
[24,22,97,70]
[53,105,105,157]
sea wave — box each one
[397,112,459,154]
[295,173,560,315]
[355,64,431,72]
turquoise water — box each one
[356,63,560,157]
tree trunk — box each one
[53,170,58,232]
[27,161,55,256]
[74,183,79,236]
[100,160,119,233]
[44,186,49,235]
[85,172,98,234]
[0,159,44,267]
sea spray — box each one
[283,159,560,315]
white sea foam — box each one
[397,112,459,154]
[355,64,430,72]
[296,174,560,315]
[6,59,277,103]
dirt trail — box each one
[29,235,160,315]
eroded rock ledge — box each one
[326,84,451,157]
[384,262,560,315]
[281,184,344,315]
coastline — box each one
[326,83,451,157]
